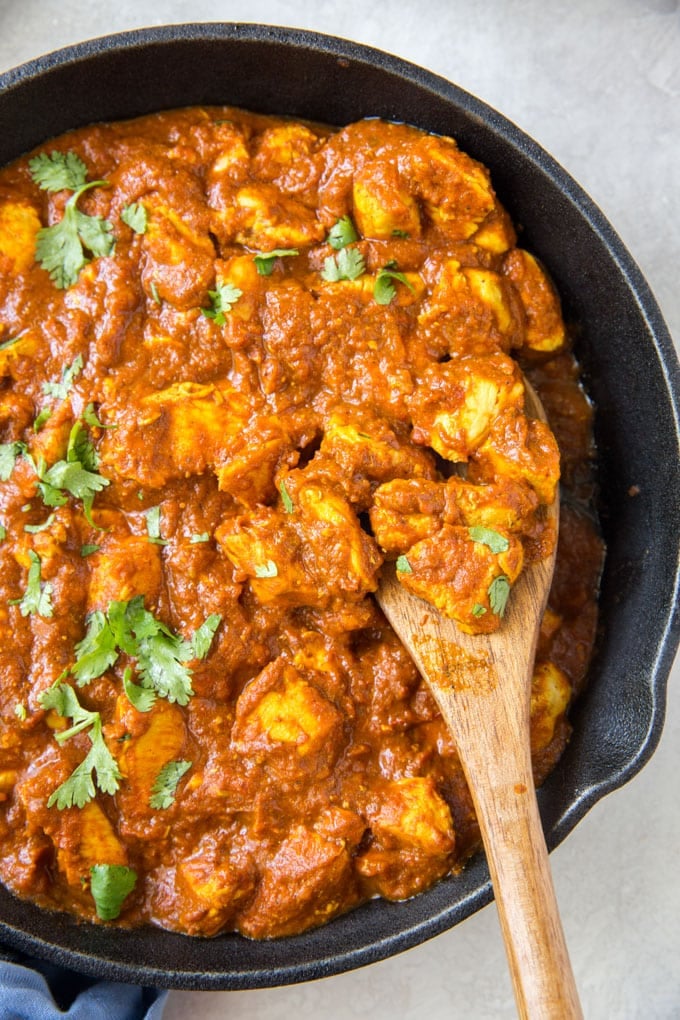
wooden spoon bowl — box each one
[376,381,583,1019]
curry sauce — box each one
[0,108,604,937]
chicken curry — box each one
[0,108,604,937]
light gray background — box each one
[1,2,678,1017]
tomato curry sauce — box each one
[0,107,604,937]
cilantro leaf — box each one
[35,180,114,289]
[42,354,84,400]
[488,575,511,617]
[472,603,487,617]
[70,598,218,707]
[0,441,28,481]
[122,666,156,713]
[39,683,122,809]
[321,247,365,282]
[72,610,119,685]
[149,759,192,810]
[38,421,109,524]
[253,249,299,276]
[23,513,54,534]
[201,281,242,325]
[395,554,413,574]
[90,864,137,921]
[144,505,167,545]
[188,613,221,660]
[468,527,510,555]
[327,215,359,249]
[121,202,148,234]
[80,543,100,557]
[29,150,88,192]
[374,264,415,305]
[135,630,194,706]
[189,532,210,544]
[9,550,53,617]
[279,479,294,514]
[83,403,116,429]
[254,560,278,578]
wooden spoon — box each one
[375,383,583,1019]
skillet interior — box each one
[0,23,678,990]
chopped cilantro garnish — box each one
[149,759,192,810]
[0,336,20,351]
[144,505,167,545]
[472,603,487,618]
[30,156,114,289]
[488,575,511,617]
[121,202,148,234]
[254,560,278,578]
[71,597,221,707]
[321,247,365,282]
[279,480,294,514]
[201,281,242,325]
[39,681,122,809]
[0,524,6,541]
[374,263,415,305]
[42,354,83,400]
[253,249,299,276]
[37,420,109,525]
[327,215,359,249]
[83,403,115,429]
[395,554,413,574]
[9,550,53,617]
[149,281,161,305]
[80,543,100,557]
[189,532,210,544]
[24,513,54,534]
[188,613,221,660]
[89,864,137,921]
[468,527,510,555]
[0,441,28,481]
[33,408,52,432]
[29,150,88,192]
[14,702,27,721]
[122,666,156,713]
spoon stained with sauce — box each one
[375,382,583,1019]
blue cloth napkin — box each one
[0,948,168,1019]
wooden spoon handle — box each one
[435,683,583,1020]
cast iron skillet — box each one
[0,23,678,991]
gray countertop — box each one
[1,2,678,1017]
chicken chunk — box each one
[311,410,436,509]
[395,523,524,633]
[217,484,381,609]
[87,532,163,611]
[0,199,41,272]
[173,835,255,936]
[352,160,422,239]
[470,407,561,505]
[232,660,343,762]
[530,661,571,755]
[503,249,566,352]
[239,823,358,938]
[117,700,187,806]
[410,354,525,462]
[100,380,253,488]
[141,201,215,308]
[251,123,323,198]
[368,776,455,854]
[419,259,523,352]
[233,184,325,249]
